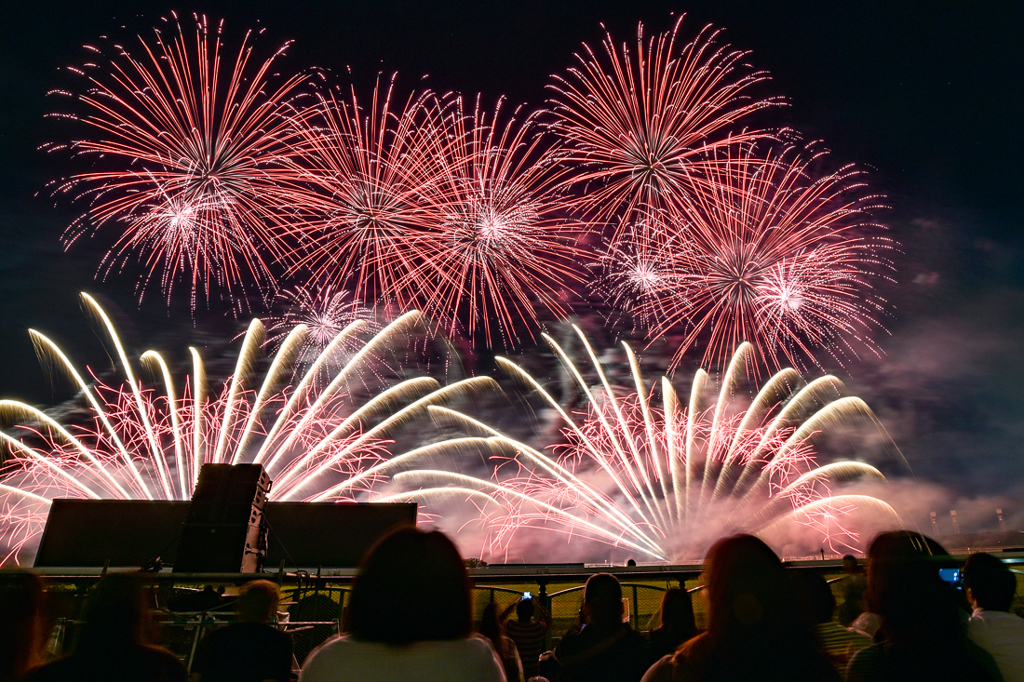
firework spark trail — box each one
[407,95,587,346]
[45,13,309,311]
[393,468,663,558]
[0,488,51,565]
[624,142,895,373]
[590,210,684,331]
[264,285,374,354]
[548,16,782,236]
[405,328,904,561]
[0,295,497,564]
[260,285,378,390]
[281,76,443,309]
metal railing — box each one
[23,552,1024,668]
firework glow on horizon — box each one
[399,327,906,562]
[0,294,498,564]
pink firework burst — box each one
[637,142,895,373]
[263,284,374,362]
[282,76,442,310]
[548,16,781,236]
[45,13,308,311]
[590,210,680,330]
[408,95,587,347]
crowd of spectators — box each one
[0,527,1021,682]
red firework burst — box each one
[640,142,894,372]
[46,13,308,311]
[281,75,442,309]
[408,95,587,346]
[548,16,782,237]
[590,209,680,331]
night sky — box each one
[1,0,1022,535]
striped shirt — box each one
[814,621,873,672]
[505,620,547,679]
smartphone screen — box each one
[938,568,961,589]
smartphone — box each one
[938,568,961,589]
[523,591,531,599]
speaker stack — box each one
[173,464,271,573]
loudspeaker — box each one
[33,499,418,571]
[174,464,271,573]
[263,502,417,568]
[34,500,190,568]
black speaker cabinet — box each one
[175,464,270,573]
[34,499,190,568]
[34,497,417,571]
[263,502,417,568]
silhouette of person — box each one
[963,551,1024,682]
[0,572,47,682]
[502,597,551,680]
[191,580,293,682]
[641,534,839,682]
[26,573,187,682]
[846,531,1002,682]
[479,602,524,682]
[837,554,867,626]
[790,569,871,673]
[645,588,697,664]
[554,573,649,682]
[299,527,504,682]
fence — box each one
[29,558,1024,670]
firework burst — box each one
[399,328,905,562]
[590,210,681,331]
[618,142,896,373]
[409,95,587,346]
[282,76,441,309]
[0,294,497,565]
[263,284,375,369]
[548,16,781,235]
[46,14,308,311]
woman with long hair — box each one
[642,534,839,682]
[299,527,505,682]
[845,531,1001,682]
[479,602,524,682]
[646,587,698,663]
[25,573,186,682]
[0,572,47,682]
